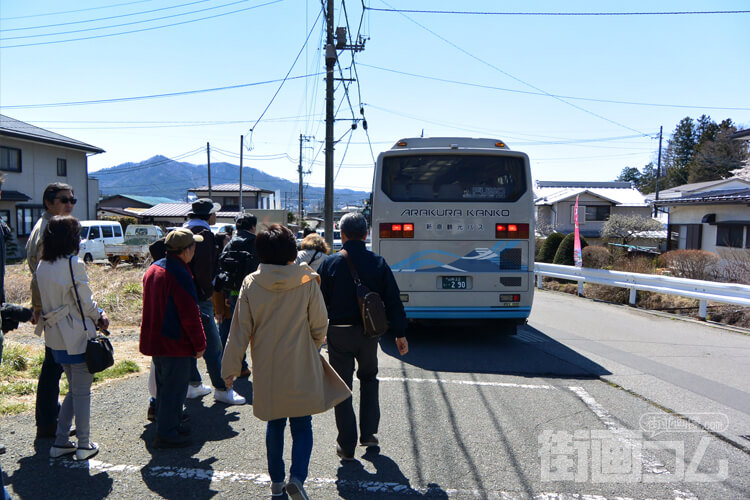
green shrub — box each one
[553,233,589,266]
[537,232,565,263]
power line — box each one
[359,64,750,112]
[0,0,282,49]
[1,72,321,109]
[377,0,649,137]
[90,147,205,174]
[0,0,155,21]
[366,7,750,16]
[0,0,211,33]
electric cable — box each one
[366,7,750,16]
[0,0,282,49]
[0,0,155,21]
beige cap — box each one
[165,228,203,251]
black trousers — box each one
[327,325,379,454]
[35,346,63,428]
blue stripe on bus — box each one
[391,241,524,273]
[404,306,531,319]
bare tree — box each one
[601,214,663,245]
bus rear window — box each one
[382,154,527,202]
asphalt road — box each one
[2,290,750,499]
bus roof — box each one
[390,137,510,151]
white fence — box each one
[534,263,750,319]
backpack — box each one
[340,250,389,338]
[215,249,258,292]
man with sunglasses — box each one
[26,182,77,439]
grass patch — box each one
[93,360,140,383]
[122,282,142,295]
[0,380,36,396]
[0,400,29,416]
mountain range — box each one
[91,155,370,210]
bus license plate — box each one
[441,276,467,289]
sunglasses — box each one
[55,196,77,205]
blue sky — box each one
[1,0,749,196]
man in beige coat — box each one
[222,224,349,500]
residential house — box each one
[534,181,653,243]
[97,194,178,220]
[188,183,276,212]
[0,114,104,254]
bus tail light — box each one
[500,294,520,302]
[496,223,529,239]
[380,223,414,238]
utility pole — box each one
[239,135,244,213]
[206,142,212,199]
[324,0,336,250]
[655,125,663,217]
[298,134,312,225]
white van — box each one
[79,220,124,263]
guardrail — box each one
[534,263,750,319]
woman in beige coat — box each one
[222,224,349,500]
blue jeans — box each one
[266,416,313,483]
[218,294,248,372]
[153,356,191,439]
[190,300,226,390]
[36,346,63,428]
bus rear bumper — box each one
[404,306,531,319]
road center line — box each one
[378,376,557,390]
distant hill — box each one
[91,155,369,211]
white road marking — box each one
[51,459,692,499]
[378,376,557,390]
[569,386,671,476]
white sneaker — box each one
[186,383,212,399]
[75,442,99,461]
[214,388,246,405]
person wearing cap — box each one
[140,228,208,448]
[183,199,246,405]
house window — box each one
[57,158,67,176]
[716,224,744,248]
[16,205,44,236]
[685,224,702,250]
[222,196,239,211]
[585,205,610,222]
[0,146,21,172]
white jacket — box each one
[35,255,100,355]
[294,248,327,271]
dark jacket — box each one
[318,239,407,338]
[221,230,259,272]
[140,256,207,357]
[186,222,218,301]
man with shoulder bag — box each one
[317,213,409,462]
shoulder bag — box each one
[340,250,389,338]
[69,256,114,373]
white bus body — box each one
[371,137,534,322]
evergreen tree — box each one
[637,162,658,194]
[616,167,641,185]
[664,117,696,188]
[689,118,748,182]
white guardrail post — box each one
[534,263,750,320]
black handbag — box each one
[69,257,114,374]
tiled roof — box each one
[0,114,104,154]
[653,187,750,206]
[189,183,273,193]
[535,181,648,207]
[138,203,240,218]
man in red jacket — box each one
[140,229,207,448]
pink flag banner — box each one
[573,195,582,268]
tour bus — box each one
[370,137,534,331]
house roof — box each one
[189,183,274,194]
[647,177,750,200]
[138,203,239,218]
[653,187,750,206]
[0,114,104,154]
[0,190,32,202]
[101,194,178,206]
[731,128,750,141]
[534,181,648,207]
